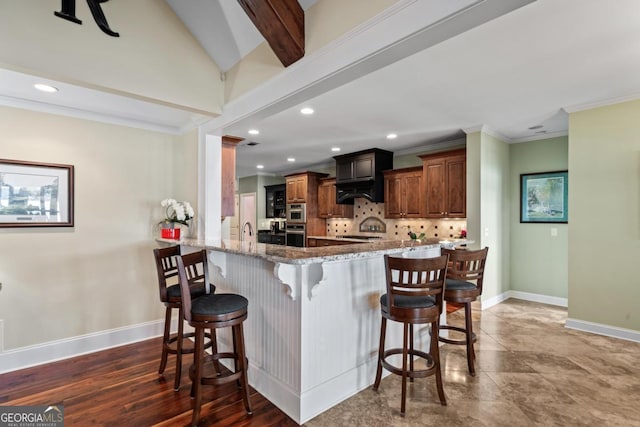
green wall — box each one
[568,99,640,331]
[510,137,568,298]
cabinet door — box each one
[446,156,466,217]
[265,187,275,218]
[318,182,332,218]
[403,172,423,218]
[295,176,307,202]
[286,178,296,203]
[424,159,446,217]
[336,160,353,182]
[353,155,374,180]
[384,175,404,218]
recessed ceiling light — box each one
[386,133,398,140]
[34,83,58,93]
[248,129,259,135]
[331,147,341,152]
[256,164,264,169]
[528,125,543,130]
[287,157,296,162]
[300,107,314,115]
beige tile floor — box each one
[306,299,640,426]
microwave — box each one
[286,203,306,223]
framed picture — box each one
[520,170,568,223]
[0,159,74,228]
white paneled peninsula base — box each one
[171,238,441,424]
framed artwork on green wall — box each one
[0,159,74,228]
[520,170,568,223]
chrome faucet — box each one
[241,221,253,241]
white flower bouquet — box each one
[160,199,194,226]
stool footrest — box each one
[381,348,437,379]
[438,325,476,345]
[165,332,214,354]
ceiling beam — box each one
[237,0,305,67]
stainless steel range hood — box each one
[333,148,393,204]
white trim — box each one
[481,290,568,310]
[0,318,169,374]
[508,290,568,307]
[565,319,640,344]
[0,95,184,135]
[480,291,511,310]
[563,92,640,114]
[511,129,568,144]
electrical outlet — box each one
[484,227,489,237]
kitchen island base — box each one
[206,245,441,424]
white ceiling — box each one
[2,0,640,178]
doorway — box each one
[239,192,256,244]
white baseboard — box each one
[507,290,568,307]
[565,319,640,343]
[481,290,567,310]
[0,317,182,374]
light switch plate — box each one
[551,228,558,237]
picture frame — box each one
[520,170,568,223]
[0,159,74,228]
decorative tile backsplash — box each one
[325,198,466,240]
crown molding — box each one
[563,92,640,114]
[0,95,183,135]
[462,125,512,143]
[511,129,568,144]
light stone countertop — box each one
[157,237,442,265]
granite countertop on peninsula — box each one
[157,237,441,265]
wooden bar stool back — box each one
[153,246,214,391]
[439,247,489,376]
[373,254,449,416]
[177,249,252,426]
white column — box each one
[199,130,222,242]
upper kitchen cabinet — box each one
[285,172,327,204]
[285,174,307,203]
[333,148,394,203]
[221,135,243,217]
[318,178,354,218]
[419,149,466,218]
[265,184,286,218]
[383,167,423,218]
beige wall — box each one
[0,106,197,350]
[0,0,222,114]
[568,99,640,331]
[510,137,568,298]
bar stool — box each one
[176,249,252,426]
[373,254,449,416]
[153,246,215,390]
[439,247,489,376]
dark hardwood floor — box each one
[0,337,298,426]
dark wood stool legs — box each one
[439,302,477,375]
[190,316,252,426]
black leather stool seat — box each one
[380,294,435,310]
[444,279,476,291]
[192,293,248,317]
[166,283,208,300]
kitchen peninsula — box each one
[161,237,442,424]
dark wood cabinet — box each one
[419,149,466,218]
[333,148,394,203]
[265,184,286,218]
[383,167,423,218]
[317,178,353,218]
